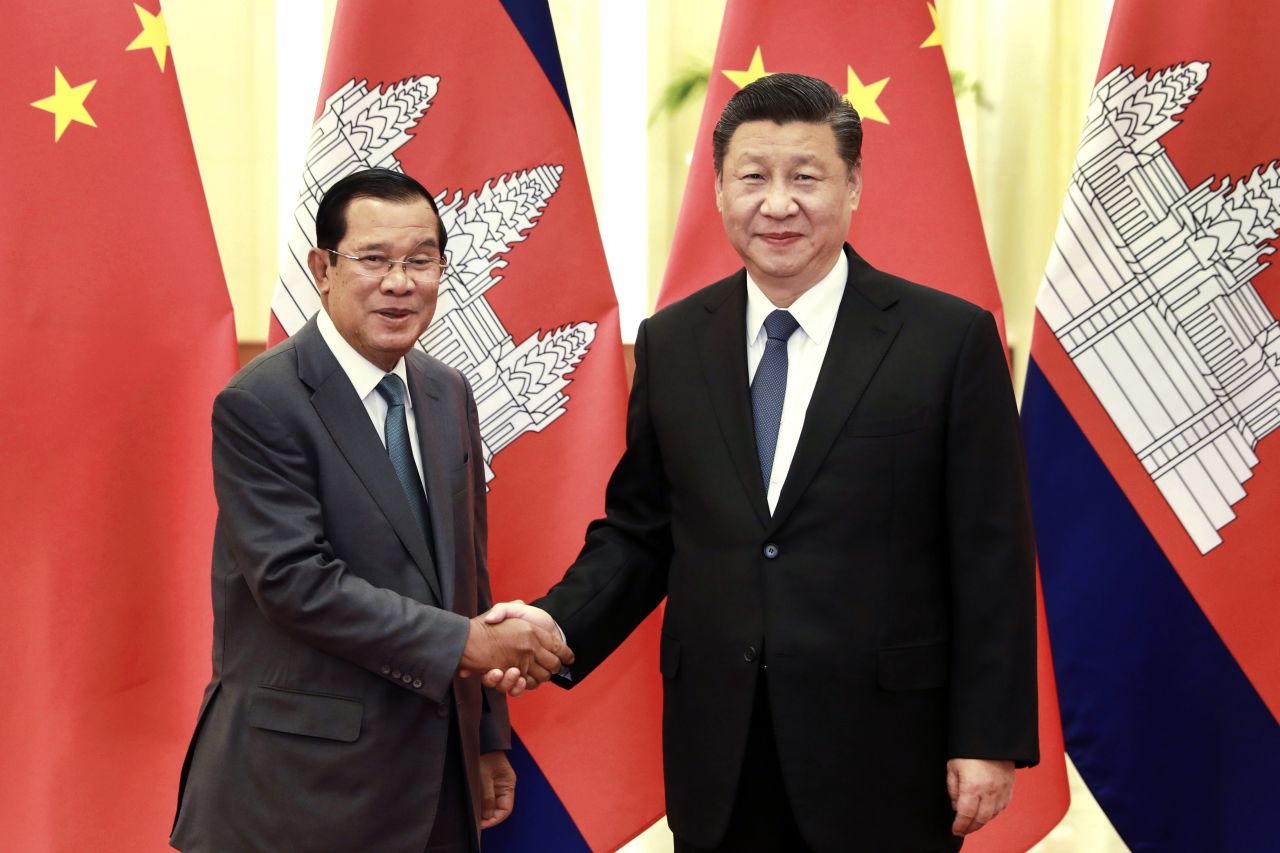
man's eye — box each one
[358,255,389,267]
[795,174,816,182]
[407,257,437,270]
[741,173,764,182]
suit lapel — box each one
[406,360,459,612]
[297,321,444,604]
[768,249,902,534]
[696,275,771,529]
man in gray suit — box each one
[171,168,571,853]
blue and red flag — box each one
[1024,0,1280,848]
[271,1,663,849]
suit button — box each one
[381,665,391,675]
[763,543,779,559]
[744,646,757,662]
[401,674,413,684]
[391,669,402,679]
[412,679,423,689]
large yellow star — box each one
[31,67,97,142]
[921,2,943,49]
[723,46,771,89]
[844,66,889,125]
[126,4,170,71]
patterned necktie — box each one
[751,309,801,488]
[375,374,434,551]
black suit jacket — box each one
[171,317,505,853]
[537,247,1037,851]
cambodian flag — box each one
[1024,0,1280,848]
[272,2,663,849]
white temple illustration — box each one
[273,77,597,483]
[1039,62,1280,553]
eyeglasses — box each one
[326,249,449,282]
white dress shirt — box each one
[745,251,848,514]
[317,310,427,492]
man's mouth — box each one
[374,308,416,321]
[758,232,802,246]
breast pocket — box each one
[846,407,930,437]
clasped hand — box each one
[458,600,571,696]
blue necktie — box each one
[751,310,801,488]
[375,374,434,551]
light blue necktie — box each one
[375,374,435,554]
[751,310,801,488]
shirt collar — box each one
[745,250,848,347]
[316,309,411,407]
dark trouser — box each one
[425,708,473,853]
[675,671,810,853]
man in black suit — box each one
[487,74,1037,851]
[170,169,571,853]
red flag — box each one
[0,3,237,851]
[659,2,1068,849]
[660,0,1002,326]
[270,2,662,849]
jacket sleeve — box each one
[212,384,471,704]
[943,310,1039,766]
[535,317,674,683]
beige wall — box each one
[165,0,276,341]
[941,0,1117,391]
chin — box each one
[369,335,418,360]
[754,260,807,280]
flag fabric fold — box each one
[270,2,663,850]
[1027,0,1280,848]
[660,2,1069,849]
[0,3,238,850]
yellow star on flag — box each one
[31,67,97,142]
[723,46,771,89]
[921,2,943,49]
[126,4,170,71]
[844,66,889,125]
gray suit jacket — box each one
[171,317,506,853]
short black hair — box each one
[314,168,447,262]
[712,73,862,175]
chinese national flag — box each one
[0,3,237,852]
[660,1,1069,850]
[270,1,662,850]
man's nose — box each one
[760,181,798,217]
[380,263,414,293]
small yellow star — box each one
[921,2,943,49]
[126,4,170,71]
[31,67,97,142]
[844,66,889,125]
[723,46,771,90]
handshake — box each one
[458,601,572,696]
